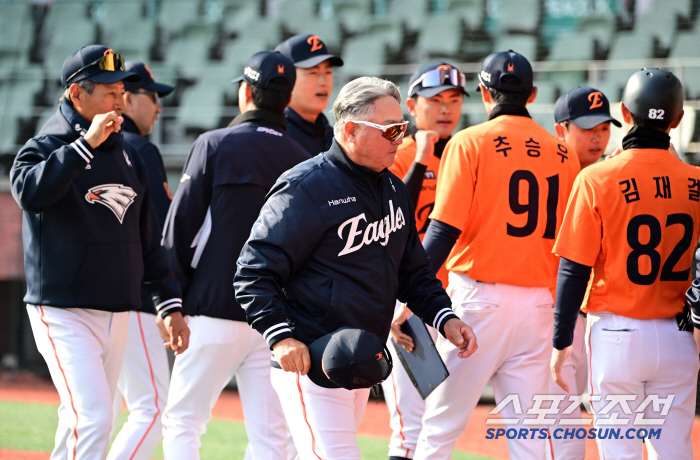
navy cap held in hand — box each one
[62,45,141,89]
[306,328,392,390]
[123,61,174,97]
[232,51,296,92]
[275,34,343,69]
[554,86,621,129]
[477,49,533,93]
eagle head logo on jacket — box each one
[85,184,137,224]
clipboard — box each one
[390,314,449,399]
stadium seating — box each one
[416,14,463,58]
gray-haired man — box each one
[234,77,477,459]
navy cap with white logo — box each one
[306,328,392,390]
[62,45,141,89]
[123,61,174,97]
[275,34,343,69]
[477,49,533,93]
[232,50,296,92]
[408,61,469,98]
[554,86,621,129]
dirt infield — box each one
[3,371,700,459]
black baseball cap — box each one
[275,34,343,69]
[123,61,174,97]
[307,328,392,390]
[554,86,621,129]
[232,51,296,92]
[408,61,469,98]
[477,49,533,93]
[62,45,141,89]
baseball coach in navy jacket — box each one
[10,45,188,459]
[234,76,478,459]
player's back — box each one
[431,114,580,287]
[557,148,700,319]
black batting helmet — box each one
[621,68,683,122]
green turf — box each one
[0,400,497,460]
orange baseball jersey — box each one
[430,115,580,287]
[390,135,449,287]
[553,148,700,319]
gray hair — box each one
[59,79,96,104]
[333,77,402,139]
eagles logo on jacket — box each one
[10,100,182,316]
[234,140,457,349]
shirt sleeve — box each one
[234,181,326,348]
[429,136,476,230]
[552,173,603,267]
[11,136,96,212]
[161,135,213,293]
[553,257,592,349]
[397,195,458,337]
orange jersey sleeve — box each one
[431,115,581,287]
[554,149,700,319]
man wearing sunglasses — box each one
[414,50,580,459]
[382,61,468,460]
[275,33,344,155]
[10,45,188,460]
[235,76,477,460]
[105,61,176,460]
[161,51,311,460]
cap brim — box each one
[294,55,344,69]
[89,70,141,85]
[231,75,244,84]
[570,114,622,129]
[415,84,469,98]
[306,333,340,389]
[145,81,175,97]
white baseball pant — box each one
[586,311,698,460]
[381,317,438,459]
[107,311,169,460]
[271,368,371,460]
[162,315,287,460]
[546,312,587,460]
[415,272,554,460]
[26,305,129,460]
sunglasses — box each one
[351,120,409,141]
[132,90,159,104]
[409,66,466,96]
[67,50,125,84]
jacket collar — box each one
[285,107,330,137]
[622,125,670,151]
[488,103,531,121]
[228,109,287,131]
[325,139,386,182]
[121,114,141,135]
[58,99,123,148]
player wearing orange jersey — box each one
[551,68,700,459]
[545,86,621,460]
[382,62,468,460]
[414,50,580,460]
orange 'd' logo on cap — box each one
[588,91,603,110]
[307,35,323,52]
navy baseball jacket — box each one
[235,139,458,348]
[284,107,333,155]
[10,100,182,317]
[122,114,173,315]
[162,109,311,322]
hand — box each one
[414,130,440,165]
[550,346,572,392]
[443,318,477,358]
[390,304,414,352]
[272,337,311,374]
[163,312,190,355]
[606,147,621,160]
[694,329,700,354]
[83,111,123,148]
[155,314,169,342]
